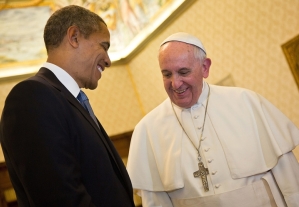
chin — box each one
[88,83,98,90]
[91,85,98,90]
[173,101,185,108]
[175,100,193,108]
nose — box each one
[171,74,183,89]
[105,54,111,67]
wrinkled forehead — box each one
[158,42,199,70]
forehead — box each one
[89,23,110,46]
[96,22,110,39]
[160,42,195,58]
[159,42,196,67]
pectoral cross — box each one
[193,161,209,192]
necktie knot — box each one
[77,90,88,103]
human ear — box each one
[202,58,211,78]
[67,25,80,48]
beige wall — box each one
[126,0,299,159]
[129,0,299,123]
[0,0,298,158]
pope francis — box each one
[127,32,299,207]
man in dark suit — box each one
[0,5,135,207]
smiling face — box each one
[159,41,211,108]
[74,22,111,89]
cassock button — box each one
[211,171,217,175]
[204,148,210,152]
[201,137,206,141]
[215,184,221,188]
[208,159,213,163]
[194,115,199,119]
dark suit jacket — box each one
[0,68,135,207]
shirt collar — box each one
[42,62,80,97]
[196,81,209,107]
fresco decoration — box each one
[54,0,186,61]
[0,0,185,71]
[282,34,299,90]
[0,0,50,10]
[0,5,51,68]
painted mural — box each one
[0,0,183,67]
[0,6,50,65]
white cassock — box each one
[127,81,299,207]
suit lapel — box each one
[33,68,125,178]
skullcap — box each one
[160,32,206,54]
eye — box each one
[178,69,190,76]
[102,45,108,52]
[162,71,172,78]
[100,42,110,52]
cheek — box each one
[163,79,171,89]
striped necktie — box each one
[77,90,99,127]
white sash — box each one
[171,179,284,207]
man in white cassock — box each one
[126,32,299,207]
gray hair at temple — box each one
[160,32,207,62]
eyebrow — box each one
[161,69,170,73]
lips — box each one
[174,88,187,94]
[97,64,103,73]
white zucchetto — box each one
[160,32,206,54]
